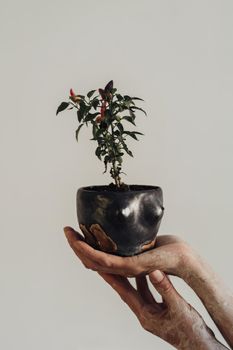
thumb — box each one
[149,270,180,307]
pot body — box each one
[76,185,164,256]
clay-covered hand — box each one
[63,226,192,278]
[64,227,233,348]
[97,270,228,349]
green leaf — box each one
[92,99,99,110]
[123,131,138,140]
[98,138,106,145]
[122,101,133,109]
[111,101,120,115]
[130,106,147,116]
[100,148,107,155]
[122,131,144,140]
[75,123,84,142]
[132,131,144,135]
[129,110,136,119]
[96,128,104,138]
[100,121,108,130]
[77,100,86,122]
[113,130,120,136]
[90,127,104,141]
[120,138,134,157]
[116,155,123,164]
[95,146,102,160]
[131,97,144,101]
[84,112,99,122]
[124,95,135,106]
[103,155,110,173]
[116,122,124,134]
[90,121,98,140]
[56,102,70,115]
[116,94,123,101]
[122,116,136,126]
[87,90,96,98]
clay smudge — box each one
[141,237,156,252]
[90,224,117,253]
[79,224,98,248]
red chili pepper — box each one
[69,88,81,103]
[96,115,102,123]
[70,88,75,96]
[100,100,107,118]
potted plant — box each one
[56,80,164,256]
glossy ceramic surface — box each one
[76,185,164,256]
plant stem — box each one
[104,129,119,187]
[109,123,119,187]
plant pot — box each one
[76,184,164,257]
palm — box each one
[64,227,190,278]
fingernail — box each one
[150,270,164,283]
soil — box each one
[108,182,130,192]
[84,183,157,192]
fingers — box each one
[64,226,132,273]
[63,227,183,280]
[98,272,145,317]
[65,227,117,268]
[136,276,156,305]
[63,226,140,276]
[149,270,180,308]
[64,227,102,270]
[64,226,84,244]
[64,226,104,265]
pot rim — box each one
[78,184,162,193]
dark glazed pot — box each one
[76,185,164,257]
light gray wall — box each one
[1,1,233,349]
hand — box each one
[97,270,227,349]
[64,227,233,348]
[63,226,193,279]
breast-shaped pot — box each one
[76,185,164,256]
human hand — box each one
[63,226,195,279]
[64,227,233,348]
[97,270,227,349]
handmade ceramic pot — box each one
[76,185,164,257]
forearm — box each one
[174,320,230,350]
[182,251,233,348]
[176,308,230,350]
[179,334,230,350]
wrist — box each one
[178,326,229,350]
[175,243,201,280]
[180,248,233,348]
[177,245,222,307]
[178,245,211,286]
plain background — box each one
[1,0,233,349]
